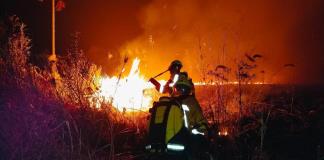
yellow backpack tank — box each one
[146,97,189,152]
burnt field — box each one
[195,84,324,160]
[1,1,324,158]
[1,82,324,160]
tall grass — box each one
[0,16,318,160]
[0,16,145,160]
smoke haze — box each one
[2,0,324,83]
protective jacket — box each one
[150,72,195,95]
[176,95,208,134]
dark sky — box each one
[1,0,151,69]
[1,0,324,84]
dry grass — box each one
[0,16,146,160]
[1,16,322,160]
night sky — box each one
[1,0,324,84]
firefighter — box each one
[149,60,183,94]
[171,73,209,159]
[172,73,207,135]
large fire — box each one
[90,57,265,112]
[93,58,158,112]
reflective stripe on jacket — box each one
[176,95,208,134]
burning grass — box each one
[0,17,150,159]
[0,16,323,160]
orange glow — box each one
[218,128,229,136]
[194,81,266,86]
[89,58,267,112]
[92,58,158,112]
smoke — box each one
[4,0,322,83]
[117,0,324,84]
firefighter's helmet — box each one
[168,60,182,74]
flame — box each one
[94,58,155,112]
[195,81,266,86]
[89,57,266,112]
[218,128,229,136]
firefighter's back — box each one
[145,96,190,160]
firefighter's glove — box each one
[149,78,161,90]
